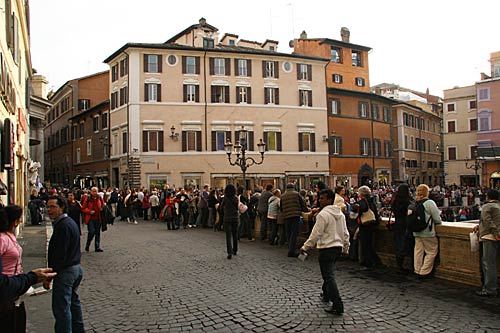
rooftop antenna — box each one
[287,3,295,37]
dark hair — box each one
[224,184,236,197]
[0,207,10,232]
[237,186,245,196]
[319,189,335,201]
[334,185,344,194]
[265,184,274,191]
[394,184,411,202]
[487,189,499,201]
[48,195,66,210]
[5,205,22,224]
[316,181,327,191]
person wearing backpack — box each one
[410,184,442,278]
[390,184,414,273]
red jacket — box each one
[81,195,105,225]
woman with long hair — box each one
[0,205,27,332]
[357,186,380,270]
[390,184,413,273]
[222,184,239,259]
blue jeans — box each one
[319,247,343,312]
[52,264,84,333]
[285,216,300,256]
[481,240,498,294]
[86,219,101,250]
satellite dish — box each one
[289,40,294,48]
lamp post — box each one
[465,151,482,188]
[224,126,266,189]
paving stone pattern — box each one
[26,220,500,332]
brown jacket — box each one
[479,200,500,239]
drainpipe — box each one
[124,51,130,189]
[323,61,330,187]
[203,50,208,151]
[370,97,375,186]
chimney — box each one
[340,27,350,43]
[31,75,48,99]
[300,30,307,39]
[199,17,206,26]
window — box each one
[211,85,229,103]
[478,87,490,101]
[352,50,362,67]
[111,64,118,82]
[446,103,456,112]
[142,130,164,152]
[93,116,99,132]
[211,131,231,151]
[355,77,365,87]
[331,47,342,63]
[494,64,500,78]
[469,100,476,109]
[373,139,381,157]
[120,87,128,106]
[76,148,81,163]
[360,138,370,155]
[79,123,84,138]
[384,140,392,157]
[263,61,278,78]
[214,58,226,75]
[299,90,312,107]
[448,147,457,160]
[145,83,161,102]
[120,58,128,76]
[183,56,199,74]
[265,87,279,104]
[264,131,282,151]
[409,115,414,127]
[329,98,341,115]
[403,113,408,126]
[298,132,315,152]
[371,104,379,120]
[236,59,250,76]
[87,139,92,156]
[297,64,311,81]
[182,131,202,152]
[229,39,235,46]
[358,102,369,118]
[332,74,343,84]
[447,121,456,133]
[111,91,118,109]
[330,136,342,155]
[203,38,214,48]
[411,136,414,150]
[78,99,90,111]
[237,86,251,104]
[144,54,162,73]
[71,124,77,141]
[184,84,199,102]
[479,116,490,131]
[102,112,108,129]
[470,146,478,159]
[404,135,408,149]
[383,106,390,122]
[122,132,128,154]
[469,118,478,131]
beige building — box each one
[0,0,32,207]
[104,18,330,190]
[442,85,478,186]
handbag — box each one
[238,195,248,214]
[360,200,377,226]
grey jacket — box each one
[479,200,500,239]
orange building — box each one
[293,29,394,187]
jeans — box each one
[52,264,84,333]
[238,213,253,240]
[86,220,101,250]
[285,216,300,256]
[318,247,343,311]
[151,206,160,220]
[269,218,278,244]
[481,240,498,294]
[259,212,269,240]
[225,219,239,255]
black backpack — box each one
[407,198,433,232]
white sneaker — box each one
[134,221,138,224]
[127,218,132,224]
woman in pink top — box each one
[0,205,26,332]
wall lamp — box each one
[170,125,179,141]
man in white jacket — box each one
[300,188,350,315]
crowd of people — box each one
[0,180,498,331]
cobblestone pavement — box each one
[24,219,500,332]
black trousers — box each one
[225,219,239,255]
[0,301,26,333]
[318,247,343,311]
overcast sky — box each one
[30,0,499,97]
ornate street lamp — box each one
[465,150,482,188]
[224,126,266,189]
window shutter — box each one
[196,131,202,151]
[275,89,280,105]
[5,0,11,49]
[158,131,164,152]
[195,57,200,74]
[274,61,279,78]
[360,139,363,155]
[358,103,362,117]
[211,131,216,151]
[248,131,254,151]
[311,133,316,152]
[143,131,149,152]
[262,61,266,77]
[157,84,161,102]
[211,86,216,103]
[143,54,148,72]
[209,58,215,75]
[183,85,187,102]
[158,55,162,73]
[263,132,269,151]
[264,88,269,104]
[236,87,241,103]
[247,87,252,104]
[339,138,343,155]
[247,60,252,76]
[368,139,372,155]
[181,131,187,152]
[298,133,303,152]
[224,86,230,103]
[182,56,186,73]
[234,59,239,76]
[307,65,312,81]
[277,132,282,151]
[308,91,312,107]
[225,58,230,76]
[144,84,149,102]
[338,100,341,115]
[297,65,301,80]
[195,85,200,102]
